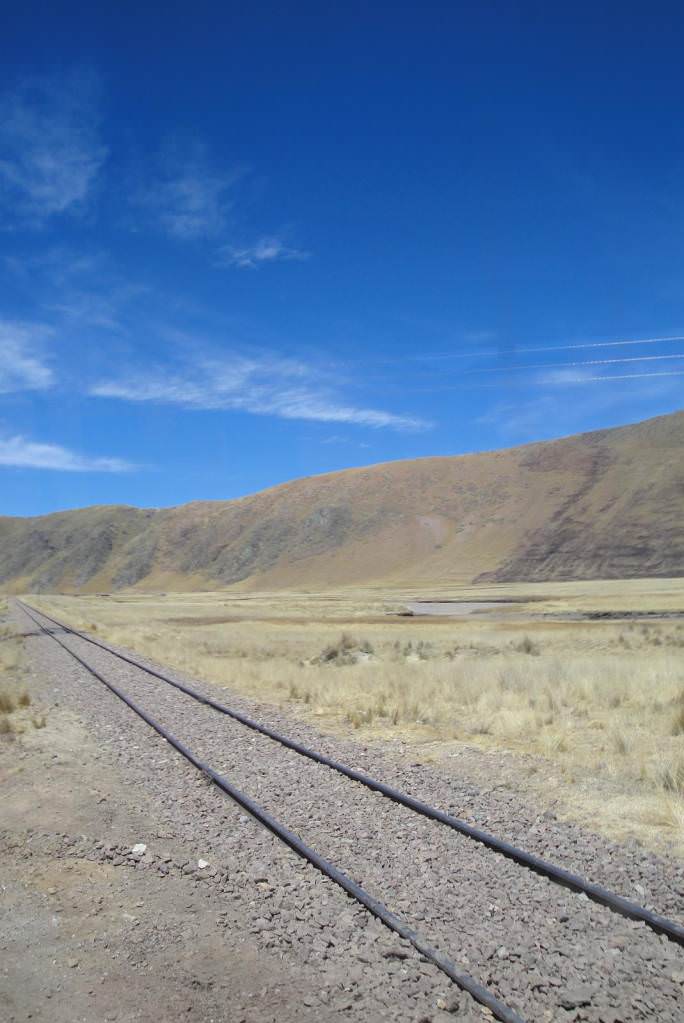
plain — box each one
[29,577,684,857]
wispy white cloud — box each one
[0,435,134,472]
[48,292,123,331]
[477,365,682,440]
[4,245,107,286]
[536,368,597,386]
[0,71,106,223]
[218,236,309,269]
[5,246,147,332]
[91,352,428,431]
[0,321,54,393]
[415,333,684,361]
[137,142,237,240]
[538,367,684,386]
[49,281,148,331]
[464,352,684,377]
[136,144,308,263]
[320,434,372,449]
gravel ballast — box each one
[13,602,684,1022]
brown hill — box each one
[1,411,683,593]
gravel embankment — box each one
[15,604,684,1022]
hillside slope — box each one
[1,411,682,592]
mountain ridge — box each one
[2,410,682,593]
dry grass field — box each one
[30,578,684,854]
[0,597,44,735]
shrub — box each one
[515,636,540,656]
[0,689,15,714]
[317,634,374,666]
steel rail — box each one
[20,600,525,1023]
[20,600,684,947]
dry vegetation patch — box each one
[0,603,45,735]
[31,582,684,852]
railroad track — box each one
[18,600,684,1022]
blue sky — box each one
[1,2,683,516]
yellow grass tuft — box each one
[0,688,15,714]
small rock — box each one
[130,843,146,859]
[197,859,209,869]
[560,985,594,1009]
[382,948,409,960]
[67,958,79,969]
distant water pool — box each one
[405,601,516,616]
